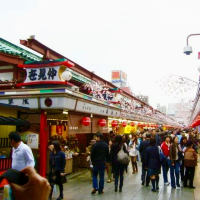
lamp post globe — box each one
[61,71,72,81]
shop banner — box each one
[40,97,76,110]
[0,98,38,109]
[75,100,120,117]
[68,112,91,134]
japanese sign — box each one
[27,133,39,149]
[17,59,74,86]
[25,66,61,83]
[0,98,38,109]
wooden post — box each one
[39,110,47,177]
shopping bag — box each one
[3,184,14,200]
[52,185,57,197]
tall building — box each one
[167,103,189,126]
[157,103,167,114]
[136,95,149,104]
[111,70,127,88]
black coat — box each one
[145,146,161,169]
[91,140,109,166]
[139,139,150,163]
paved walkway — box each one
[52,161,199,200]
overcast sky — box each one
[1,0,200,109]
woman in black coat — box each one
[145,137,161,192]
[110,135,129,192]
[49,141,66,200]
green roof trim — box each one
[0,38,42,61]
[68,68,91,84]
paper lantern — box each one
[81,117,91,126]
[61,70,72,81]
[98,119,106,127]
[130,122,135,127]
[111,120,118,127]
[122,121,127,127]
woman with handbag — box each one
[169,136,182,189]
[184,140,197,188]
[110,135,129,192]
[145,137,161,192]
[49,141,66,200]
[129,134,138,174]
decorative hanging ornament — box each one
[98,119,106,127]
[130,122,135,127]
[81,117,91,126]
[122,121,127,127]
[111,120,118,127]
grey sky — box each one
[1,0,200,109]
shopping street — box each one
[50,161,200,200]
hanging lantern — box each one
[122,121,127,127]
[98,119,106,127]
[111,120,118,127]
[137,123,141,127]
[81,117,91,126]
[130,122,135,127]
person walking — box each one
[91,132,109,195]
[9,131,35,171]
[106,139,113,183]
[161,135,171,185]
[86,139,96,180]
[179,136,187,184]
[111,135,129,192]
[129,133,138,174]
[169,136,181,189]
[49,141,66,200]
[184,140,197,189]
[139,132,151,186]
[145,137,161,192]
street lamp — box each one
[183,33,200,55]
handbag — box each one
[158,146,167,164]
[117,145,130,164]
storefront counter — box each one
[79,153,88,168]
[65,158,73,174]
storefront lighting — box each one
[63,111,68,115]
[61,70,72,81]
[91,114,93,118]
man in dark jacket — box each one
[91,132,109,194]
[139,132,151,186]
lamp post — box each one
[183,33,200,55]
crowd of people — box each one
[1,129,199,200]
[90,128,199,194]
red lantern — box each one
[122,121,127,127]
[98,119,106,127]
[130,122,135,127]
[81,117,91,126]
[111,120,118,127]
[137,123,141,127]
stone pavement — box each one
[52,161,199,200]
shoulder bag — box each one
[117,145,130,164]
